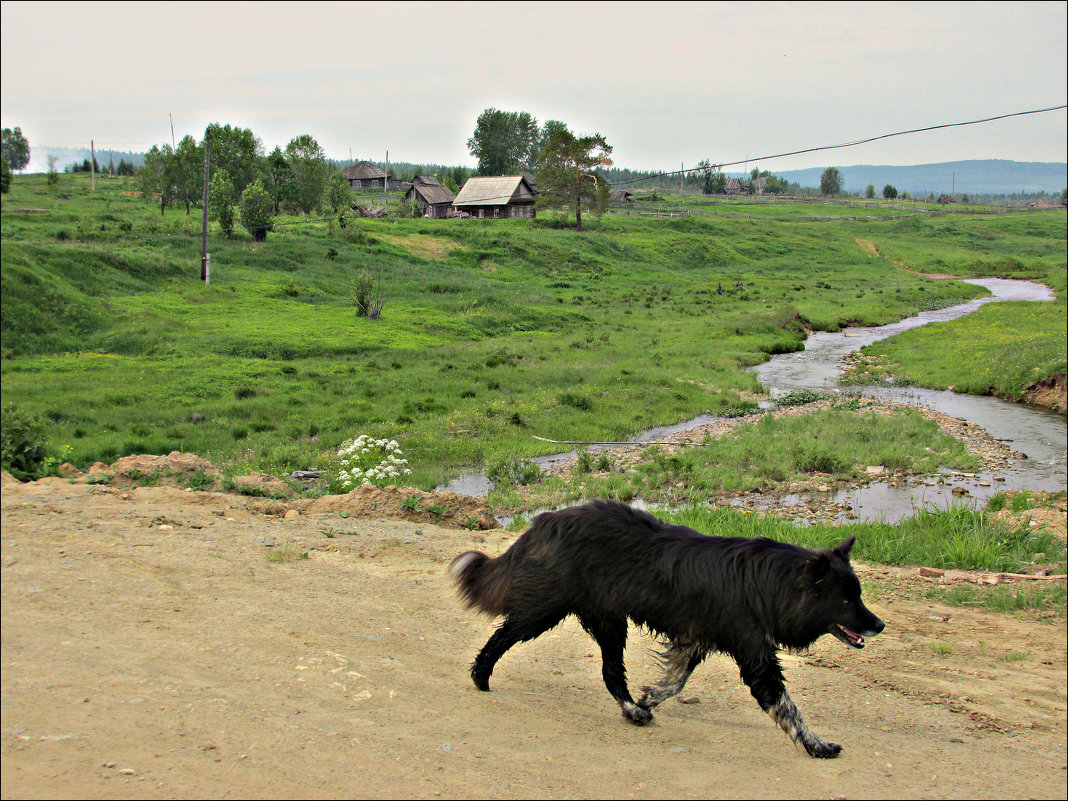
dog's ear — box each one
[802,551,831,585]
[833,536,856,559]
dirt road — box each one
[2,476,1066,799]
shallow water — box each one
[440,278,1066,523]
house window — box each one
[493,208,500,218]
[479,209,484,219]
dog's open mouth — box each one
[830,625,865,649]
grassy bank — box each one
[2,173,1064,489]
[488,397,981,511]
[842,300,1067,403]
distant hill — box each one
[747,160,1067,196]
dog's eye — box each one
[842,599,851,605]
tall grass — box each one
[664,504,1065,574]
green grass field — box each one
[2,173,1065,492]
[842,301,1067,400]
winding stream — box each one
[442,278,1066,522]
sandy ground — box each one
[2,474,1066,800]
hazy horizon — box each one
[2,2,1065,175]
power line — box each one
[611,104,1068,187]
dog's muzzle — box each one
[830,616,884,649]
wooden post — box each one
[201,129,211,283]
[90,139,95,192]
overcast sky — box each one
[2,1,1065,173]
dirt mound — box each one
[15,450,501,531]
[295,484,499,529]
[82,451,220,489]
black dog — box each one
[450,499,884,758]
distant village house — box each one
[344,161,389,189]
[452,175,537,219]
[405,181,457,218]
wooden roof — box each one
[453,175,535,206]
[343,161,387,180]
[406,183,456,205]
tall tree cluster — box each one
[134,124,343,240]
[467,108,561,176]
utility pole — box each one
[680,162,684,192]
[385,149,389,192]
[170,113,176,151]
[201,129,211,284]
[90,139,96,192]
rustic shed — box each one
[405,183,456,218]
[724,177,743,194]
[413,175,441,186]
[452,175,537,219]
[610,188,633,203]
[344,161,389,189]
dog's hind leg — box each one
[637,640,706,710]
[738,651,842,759]
[579,614,652,725]
[470,611,566,691]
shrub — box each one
[333,434,412,490]
[559,392,593,411]
[239,179,275,241]
[1,405,49,480]
[488,457,542,486]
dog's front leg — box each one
[740,653,841,759]
[768,690,841,759]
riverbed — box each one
[441,278,1066,523]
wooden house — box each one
[405,182,456,218]
[724,177,743,194]
[610,188,634,203]
[452,175,537,219]
[344,161,389,189]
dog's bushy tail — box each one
[449,550,510,617]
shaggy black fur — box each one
[450,499,884,758]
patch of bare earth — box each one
[855,237,956,277]
[376,233,462,260]
[1024,372,1067,415]
[3,472,1067,798]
